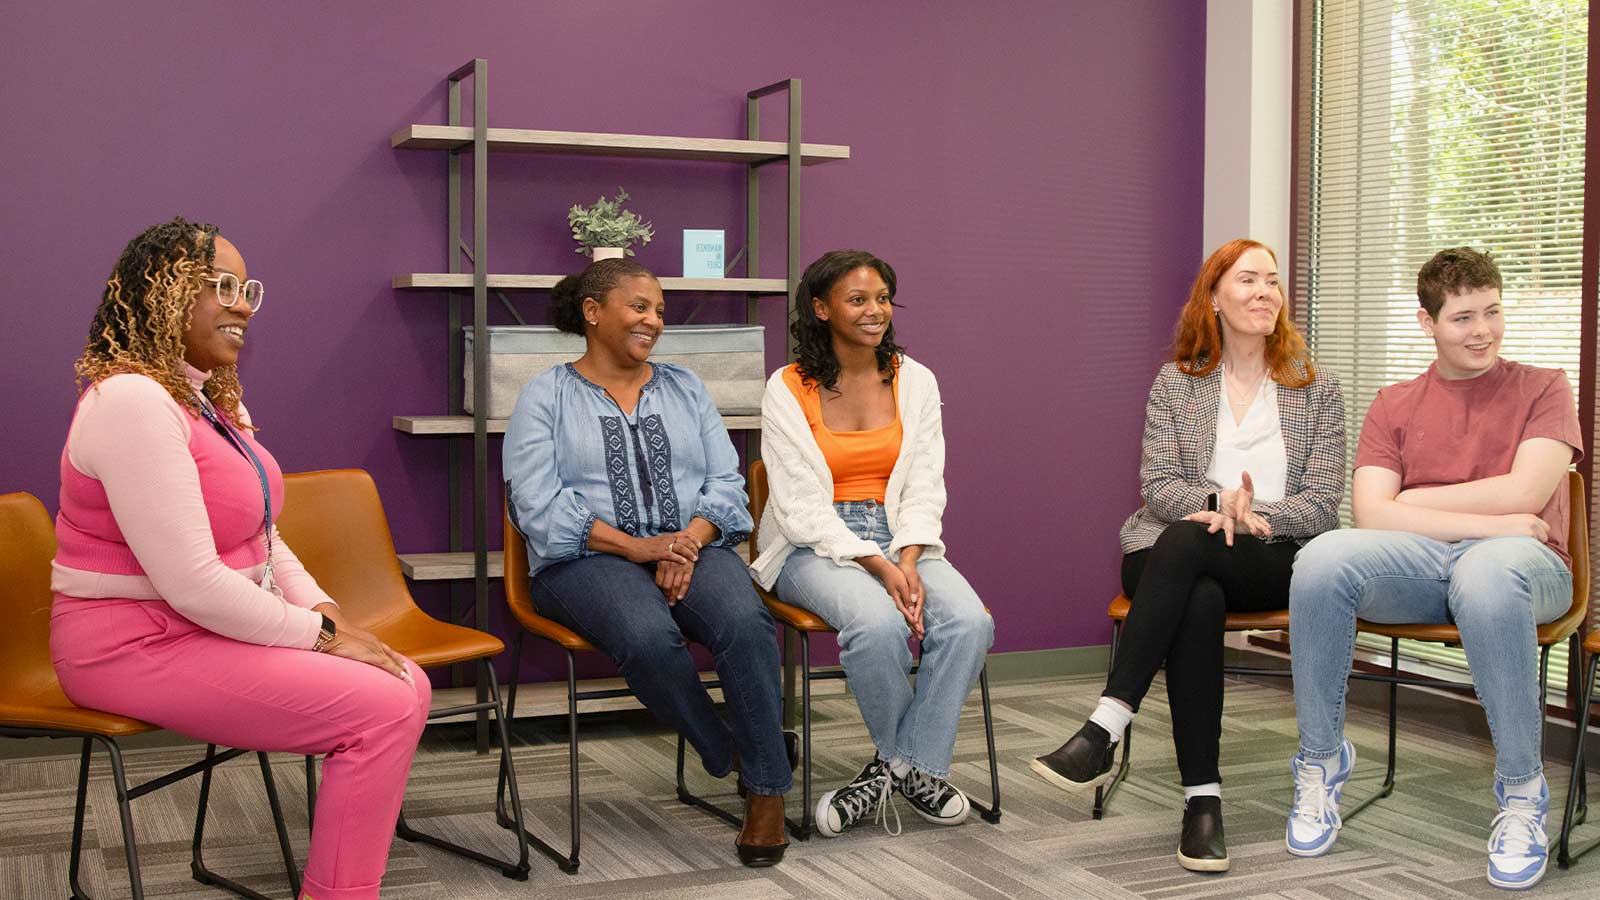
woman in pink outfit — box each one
[50,217,427,900]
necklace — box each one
[1224,365,1267,411]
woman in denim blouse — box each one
[503,259,791,866]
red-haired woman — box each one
[1031,240,1345,872]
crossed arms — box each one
[1351,437,1573,542]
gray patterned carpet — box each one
[4,672,1599,899]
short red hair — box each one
[1172,239,1314,388]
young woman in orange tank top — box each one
[754,250,994,839]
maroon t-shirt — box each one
[1355,359,1583,567]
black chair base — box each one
[306,658,531,881]
[0,727,300,900]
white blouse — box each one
[1204,367,1288,503]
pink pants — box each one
[52,597,429,900]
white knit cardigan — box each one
[748,354,948,590]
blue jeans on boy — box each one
[532,545,792,796]
[1290,530,1571,785]
[775,500,994,778]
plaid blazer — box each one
[1119,361,1347,553]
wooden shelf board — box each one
[393,273,788,294]
[393,414,761,434]
[400,551,505,581]
[391,125,849,166]
[401,542,749,582]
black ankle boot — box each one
[1177,796,1228,872]
[1030,721,1117,790]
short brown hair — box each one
[1417,247,1502,319]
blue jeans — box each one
[775,500,994,778]
[1290,531,1571,784]
[532,546,792,796]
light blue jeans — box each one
[775,500,994,778]
[1290,530,1571,784]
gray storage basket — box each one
[463,324,765,419]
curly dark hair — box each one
[791,250,904,392]
[1417,246,1502,319]
[549,257,657,334]
[76,216,251,427]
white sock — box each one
[1184,782,1221,802]
[888,757,912,780]
[1088,697,1134,745]
[1502,774,1547,802]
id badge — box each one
[261,562,283,597]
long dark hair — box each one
[791,249,904,392]
[549,257,656,334]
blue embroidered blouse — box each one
[504,362,753,576]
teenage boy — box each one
[1282,247,1581,891]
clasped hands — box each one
[625,530,704,605]
[861,551,925,641]
[1183,471,1273,547]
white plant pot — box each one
[589,246,626,261]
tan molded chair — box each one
[1343,471,1591,824]
[746,459,1002,838]
[1560,627,1600,868]
[275,469,530,881]
[1096,596,1292,818]
[498,502,742,874]
[0,492,299,900]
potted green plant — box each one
[568,188,655,259]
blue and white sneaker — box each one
[1285,738,1354,857]
[1487,778,1549,890]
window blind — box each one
[1294,0,1588,689]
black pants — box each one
[1103,520,1299,786]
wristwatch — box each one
[313,614,338,652]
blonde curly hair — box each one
[76,217,250,428]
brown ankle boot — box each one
[736,793,789,867]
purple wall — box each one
[0,1,1204,681]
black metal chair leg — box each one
[1094,621,1128,820]
[67,738,98,900]
[674,731,744,828]
[496,643,581,873]
[1346,638,1401,822]
[494,630,524,828]
[304,754,317,830]
[1560,652,1599,868]
[1093,721,1132,820]
[91,737,145,900]
[191,743,288,900]
[791,630,814,840]
[482,661,532,877]
[395,661,532,880]
[970,666,1002,823]
[256,753,302,896]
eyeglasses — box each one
[202,273,265,312]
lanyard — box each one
[192,393,275,570]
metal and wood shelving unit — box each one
[393,59,847,740]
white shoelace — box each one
[1289,758,1338,831]
[834,766,901,836]
[1487,796,1547,860]
[905,770,944,805]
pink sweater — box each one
[52,365,331,649]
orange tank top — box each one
[783,364,901,502]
